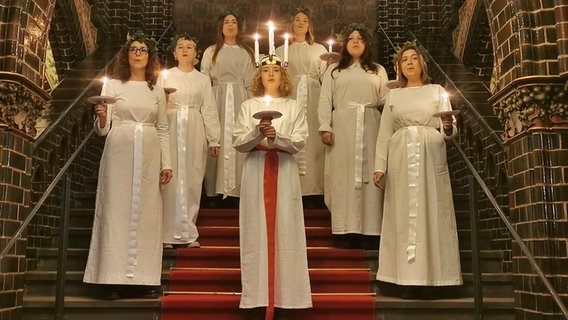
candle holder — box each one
[432,110,460,118]
[319,52,341,62]
[252,110,282,120]
[87,95,117,105]
[163,87,177,94]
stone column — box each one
[0,124,33,320]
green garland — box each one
[126,31,158,55]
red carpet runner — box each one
[161,208,375,320]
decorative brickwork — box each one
[505,128,568,319]
[0,125,33,320]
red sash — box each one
[252,145,281,320]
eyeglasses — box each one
[129,46,149,55]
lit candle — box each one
[268,21,275,56]
[161,69,168,87]
[101,76,108,95]
[283,33,289,64]
[264,95,271,107]
[328,39,333,53]
[254,34,260,66]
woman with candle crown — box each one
[202,7,255,204]
[373,41,462,299]
[233,53,311,319]
[84,30,172,299]
[158,33,221,250]
[318,22,389,249]
[275,6,328,207]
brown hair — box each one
[211,13,254,66]
[113,39,161,89]
[288,8,315,45]
[250,66,293,97]
[396,44,431,87]
[332,24,378,78]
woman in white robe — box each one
[233,55,311,319]
[318,23,389,249]
[373,42,462,298]
[276,7,327,197]
[202,9,255,199]
[84,32,172,297]
[159,34,220,249]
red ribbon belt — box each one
[252,145,282,320]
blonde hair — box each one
[251,66,293,97]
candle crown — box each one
[259,54,284,67]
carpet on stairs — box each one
[161,208,375,320]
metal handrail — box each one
[0,130,94,259]
[451,139,568,318]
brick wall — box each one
[0,125,33,320]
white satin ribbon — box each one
[223,83,236,198]
[295,75,308,175]
[347,102,372,189]
[406,126,420,263]
[174,106,190,241]
[119,120,152,278]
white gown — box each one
[84,79,171,285]
[318,62,389,235]
[233,97,312,309]
[158,68,220,245]
[276,41,327,195]
[374,84,462,286]
[201,44,255,197]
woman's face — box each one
[128,41,149,70]
[173,39,197,65]
[346,30,365,60]
[222,15,239,38]
[293,12,309,37]
[400,49,423,80]
[260,65,281,90]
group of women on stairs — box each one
[82,4,463,319]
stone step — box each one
[21,294,514,320]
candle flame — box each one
[162,69,168,79]
[268,21,274,31]
[254,33,259,40]
[102,76,108,85]
[284,33,289,40]
[328,39,333,46]
[264,95,271,105]
[442,92,449,100]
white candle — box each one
[268,21,275,56]
[161,69,168,87]
[328,39,333,53]
[101,76,108,95]
[254,34,260,65]
[264,95,271,107]
[283,33,289,64]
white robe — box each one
[201,44,255,197]
[158,68,220,244]
[84,80,171,285]
[374,84,462,286]
[318,63,389,235]
[276,41,327,195]
[233,97,312,309]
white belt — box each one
[174,106,192,240]
[223,83,236,198]
[295,75,308,175]
[405,126,420,263]
[346,102,375,189]
[114,120,153,277]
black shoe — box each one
[400,286,423,299]
[96,285,121,300]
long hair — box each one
[288,8,315,45]
[113,37,160,90]
[331,25,378,79]
[250,66,293,97]
[396,43,431,87]
[211,12,254,66]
